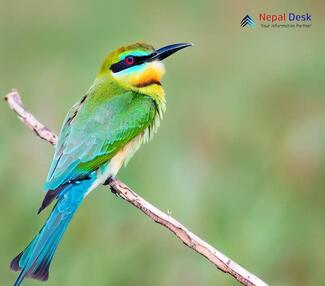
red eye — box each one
[125,56,135,65]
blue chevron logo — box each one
[241,14,255,27]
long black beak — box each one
[146,43,193,62]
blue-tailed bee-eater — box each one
[10,42,192,286]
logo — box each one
[259,13,312,28]
[241,12,312,29]
[240,15,255,27]
[259,13,311,23]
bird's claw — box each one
[103,176,119,197]
[103,176,113,185]
[110,187,119,197]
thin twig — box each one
[4,89,269,286]
[4,90,57,145]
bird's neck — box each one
[91,74,166,111]
[135,83,166,110]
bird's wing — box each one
[42,91,156,207]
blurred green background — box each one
[1,0,324,285]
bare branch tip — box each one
[5,89,20,103]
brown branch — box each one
[4,89,269,286]
[4,89,57,145]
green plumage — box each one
[45,77,158,190]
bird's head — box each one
[99,42,192,89]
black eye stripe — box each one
[110,53,156,73]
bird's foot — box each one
[103,176,113,185]
[103,176,119,197]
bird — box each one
[10,41,192,286]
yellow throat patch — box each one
[113,61,165,88]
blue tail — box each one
[10,180,93,286]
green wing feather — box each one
[45,91,156,191]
